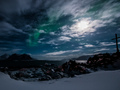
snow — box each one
[0,70,120,90]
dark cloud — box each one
[0,14,6,21]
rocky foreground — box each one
[0,52,120,81]
[0,60,89,81]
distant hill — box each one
[71,55,92,61]
[6,54,33,61]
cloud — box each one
[58,0,120,38]
[95,48,110,52]
[0,0,90,15]
[46,40,58,45]
[118,28,120,31]
[100,42,116,46]
[0,0,19,14]
[49,32,55,35]
[45,51,68,56]
[0,0,120,20]
[0,48,22,55]
[46,0,93,20]
[100,0,120,19]
[58,36,71,42]
[0,0,42,14]
[78,46,83,49]
[61,17,113,38]
[0,48,8,51]
[0,21,28,48]
[37,38,46,43]
[0,21,27,36]
[39,30,46,33]
[45,50,80,56]
[85,44,95,48]
[43,36,71,45]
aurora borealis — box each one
[0,0,120,60]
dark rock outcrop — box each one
[87,52,120,70]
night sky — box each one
[0,0,120,60]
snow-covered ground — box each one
[0,70,120,90]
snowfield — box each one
[0,70,120,90]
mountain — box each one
[7,54,33,61]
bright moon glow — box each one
[70,19,94,36]
[76,20,90,30]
